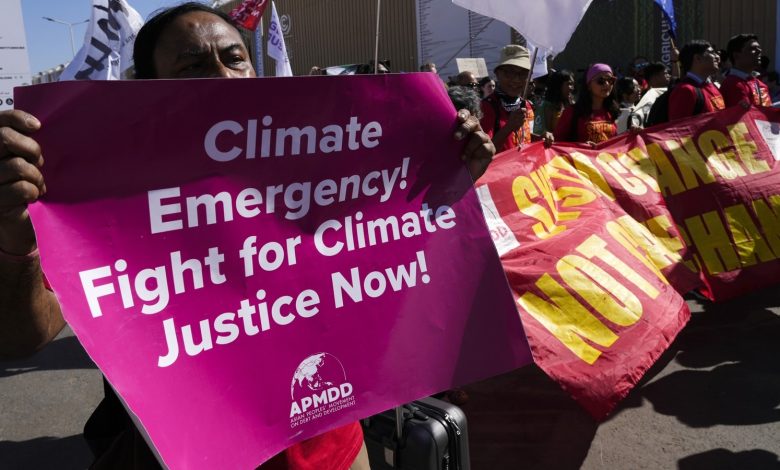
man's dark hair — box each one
[726,33,759,63]
[447,87,482,119]
[643,62,667,82]
[543,70,574,105]
[679,40,713,73]
[615,76,637,102]
[133,2,241,79]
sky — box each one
[20,0,211,74]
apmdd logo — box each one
[289,353,355,427]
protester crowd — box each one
[429,32,773,151]
[0,1,775,467]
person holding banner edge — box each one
[0,3,495,469]
[480,44,554,152]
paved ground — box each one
[1,287,778,469]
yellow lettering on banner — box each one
[546,157,598,210]
[518,274,619,365]
[596,152,648,195]
[606,219,669,283]
[666,137,716,190]
[643,215,699,273]
[512,158,600,240]
[512,175,565,239]
[674,224,705,273]
[728,123,770,174]
[684,211,740,274]
[644,144,687,196]
[557,254,643,327]
[753,195,780,256]
[576,235,661,299]
[723,204,777,266]
[697,130,747,180]
[619,151,661,192]
[568,152,616,200]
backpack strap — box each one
[693,86,705,115]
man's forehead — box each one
[156,11,244,50]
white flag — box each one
[526,41,552,80]
[452,0,593,54]
[59,0,144,81]
[267,2,292,77]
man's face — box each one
[694,47,720,77]
[734,39,762,71]
[495,65,529,98]
[153,11,256,79]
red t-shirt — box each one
[480,96,535,151]
[668,80,725,121]
[553,106,617,144]
[263,422,364,470]
[720,74,772,107]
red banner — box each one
[229,0,269,31]
[640,106,780,301]
[477,145,691,418]
[478,105,780,417]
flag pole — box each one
[522,46,538,100]
[374,0,381,74]
[253,22,265,77]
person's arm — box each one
[553,106,574,142]
[490,108,526,150]
[668,85,697,121]
[454,109,496,181]
[0,110,64,359]
[670,47,681,81]
[721,78,751,108]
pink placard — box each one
[16,74,531,469]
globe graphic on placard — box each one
[291,353,347,400]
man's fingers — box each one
[0,126,43,165]
[0,110,41,132]
[461,129,491,160]
[0,157,45,189]
[0,179,42,209]
[454,111,478,141]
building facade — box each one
[219,0,779,78]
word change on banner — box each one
[477,143,691,419]
[16,74,532,469]
[639,106,780,301]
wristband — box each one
[0,246,40,263]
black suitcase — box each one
[361,396,470,470]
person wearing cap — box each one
[721,34,772,108]
[480,44,553,152]
[553,63,620,145]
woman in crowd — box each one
[533,70,575,135]
[479,76,496,98]
[615,76,642,133]
[553,63,619,145]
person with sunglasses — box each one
[454,71,479,90]
[480,45,553,152]
[553,63,620,146]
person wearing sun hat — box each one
[480,44,554,152]
[553,63,620,145]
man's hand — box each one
[504,107,527,133]
[454,109,495,181]
[0,110,43,255]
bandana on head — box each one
[586,63,614,83]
